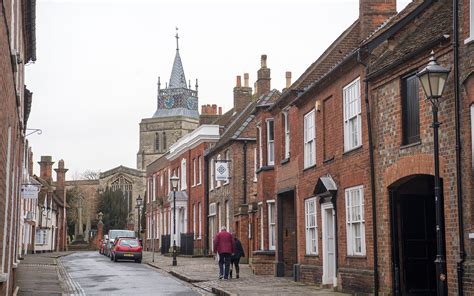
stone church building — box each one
[137,32,200,170]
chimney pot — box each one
[201,105,205,113]
[219,107,222,115]
[212,104,217,115]
[244,73,249,87]
[261,55,267,68]
[285,71,292,88]
[236,76,242,87]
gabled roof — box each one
[100,165,145,179]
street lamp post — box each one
[136,195,143,239]
[417,51,450,296]
[170,174,179,266]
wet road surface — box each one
[61,251,200,296]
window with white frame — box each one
[253,148,257,182]
[343,77,362,151]
[260,205,264,250]
[216,154,222,187]
[224,150,230,185]
[467,0,474,43]
[160,173,163,188]
[152,175,156,201]
[181,159,187,190]
[192,158,196,186]
[283,111,290,159]
[257,125,263,168]
[345,185,366,256]
[268,201,276,250]
[193,203,197,239]
[471,105,474,169]
[305,197,318,255]
[267,119,275,165]
[210,158,215,190]
[304,109,316,168]
[198,202,202,239]
[225,200,230,230]
[217,203,222,230]
[198,156,202,185]
[35,229,47,245]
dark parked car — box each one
[111,237,142,263]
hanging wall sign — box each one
[21,185,40,199]
[215,160,229,182]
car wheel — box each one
[135,259,141,263]
[113,255,118,262]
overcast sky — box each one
[26,0,410,178]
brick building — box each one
[0,0,36,294]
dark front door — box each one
[276,190,297,277]
[390,175,440,296]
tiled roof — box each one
[369,1,451,75]
[169,50,187,88]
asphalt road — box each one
[60,251,200,296]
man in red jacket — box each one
[213,226,235,280]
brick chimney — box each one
[285,71,292,88]
[38,156,54,184]
[359,0,396,40]
[54,159,68,202]
[256,54,271,97]
[233,74,253,113]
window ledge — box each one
[346,255,367,259]
[304,254,319,258]
[256,165,274,174]
[253,250,276,256]
[400,141,421,149]
[343,145,363,156]
[323,156,335,164]
[303,164,316,172]
[280,158,290,165]
[465,36,474,45]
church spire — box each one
[169,27,186,88]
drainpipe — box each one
[357,49,379,296]
[453,1,465,294]
[243,141,248,205]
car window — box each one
[119,239,139,247]
[109,230,135,240]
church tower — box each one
[137,30,199,170]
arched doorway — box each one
[389,174,444,295]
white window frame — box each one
[466,0,474,43]
[197,156,202,185]
[217,203,222,230]
[343,77,362,152]
[283,111,290,159]
[225,200,230,230]
[198,202,202,239]
[152,175,156,201]
[193,203,197,239]
[192,158,197,187]
[259,204,264,250]
[305,197,318,255]
[266,119,275,165]
[257,125,263,168]
[268,201,276,250]
[471,105,474,169]
[224,150,230,185]
[210,158,215,190]
[345,185,366,256]
[181,159,187,190]
[304,109,316,168]
[253,148,257,182]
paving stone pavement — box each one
[142,252,349,295]
[14,252,75,296]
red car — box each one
[111,237,142,263]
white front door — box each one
[322,203,337,286]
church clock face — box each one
[164,97,175,109]
[187,97,197,110]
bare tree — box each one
[81,169,100,180]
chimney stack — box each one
[234,74,253,113]
[54,159,68,204]
[212,104,217,114]
[219,107,222,115]
[38,156,54,184]
[244,73,249,87]
[285,71,292,88]
[256,54,271,97]
[359,0,396,40]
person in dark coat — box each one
[213,226,235,280]
[230,236,244,279]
